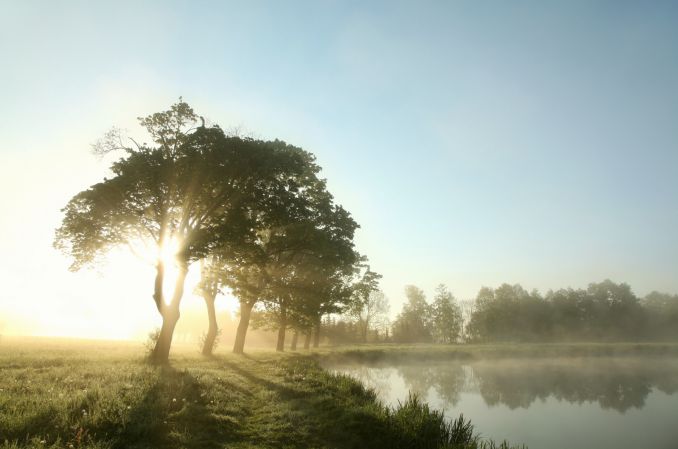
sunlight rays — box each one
[158,236,182,304]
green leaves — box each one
[55,100,364,348]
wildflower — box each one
[172,398,177,402]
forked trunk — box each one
[303,332,311,350]
[290,330,298,351]
[201,291,218,356]
[276,305,287,352]
[233,301,254,354]
[151,265,188,364]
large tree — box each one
[222,192,359,353]
[54,100,319,363]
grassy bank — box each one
[0,339,524,449]
[315,342,678,365]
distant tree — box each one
[545,288,588,339]
[367,291,392,341]
[585,280,643,340]
[351,290,390,343]
[458,299,476,342]
[465,280,655,343]
[466,284,549,342]
[643,291,678,340]
[346,268,385,342]
[392,285,432,343]
[430,284,462,344]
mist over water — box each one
[330,357,678,449]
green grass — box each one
[0,339,539,449]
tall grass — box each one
[386,393,524,449]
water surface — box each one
[330,357,678,449]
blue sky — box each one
[1,1,678,335]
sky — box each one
[1,1,678,339]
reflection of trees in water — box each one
[398,364,466,406]
[340,365,394,399]
[473,360,652,412]
[392,358,678,413]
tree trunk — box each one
[151,265,188,364]
[233,301,254,354]
[276,305,287,352]
[152,261,165,314]
[313,314,321,348]
[303,332,311,350]
[201,290,218,356]
[290,330,298,351]
[362,319,369,343]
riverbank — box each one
[315,341,678,365]
[0,339,527,449]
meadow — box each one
[0,338,534,449]
[5,338,678,448]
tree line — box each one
[326,280,678,344]
[54,100,382,363]
[325,284,463,345]
[465,280,678,343]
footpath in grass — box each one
[0,339,526,449]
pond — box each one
[329,357,678,449]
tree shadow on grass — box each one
[217,356,394,449]
[91,366,242,449]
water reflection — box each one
[337,358,678,413]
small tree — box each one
[347,267,384,342]
[392,285,433,343]
[430,284,462,344]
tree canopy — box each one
[55,100,363,361]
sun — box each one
[15,235,235,341]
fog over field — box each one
[1,2,678,449]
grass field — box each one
[9,338,676,448]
